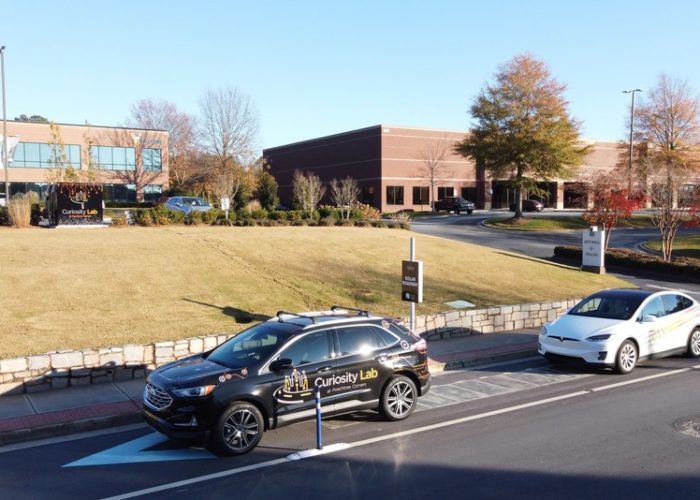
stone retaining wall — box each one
[0,299,579,396]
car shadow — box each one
[183,298,271,324]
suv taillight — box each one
[412,338,427,353]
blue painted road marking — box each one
[63,432,215,467]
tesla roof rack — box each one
[330,305,370,317]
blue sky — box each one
[2,0,699,152]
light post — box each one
[623,88,642,193]
[1,46,8,204]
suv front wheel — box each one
[380,375,417,421]
[212,401,264,455]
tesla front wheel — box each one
[213,402,263,455]
[380,375,417,421]
[688,328,700,358]
[615,340,638,374]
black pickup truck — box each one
[433,196,475,215]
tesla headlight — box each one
[171,385,215,398]
[587,334,612,342]
[539,326,548,337]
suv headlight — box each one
[539,326,548,337]
[587,334,612,342]
[171,385,215,398]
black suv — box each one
[433,196,475,214]
[143,307,431,455]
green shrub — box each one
[203,209,225,225]
[318,205,340,219]
[105,201,155,209]
[251,208,268,220]
[306,219,318,227]
[291,219,307,226]
[0,207,9,225]
[354,220,372,228]
[372,220,387,228]
[111,215,128,226]
[133,210,154,226]
[318,217,336,226]
[268,210,287,221]
[334,218,355,227]
[287,210,304,221]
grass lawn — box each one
[0,226,629,358]
[485,215,653,231]
[643,235,700,259]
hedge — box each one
[553,246,700,279]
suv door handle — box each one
[316,366,333,373]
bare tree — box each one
[293,170,326,216]
[106,128,164,202]
[199,87,259,170]
[634,74,700,261]
[128,99,197,189]
[329,176,360,219]
[418,136,455,209]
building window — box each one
[413,186,429,205]
[362,186,375,204]
[92,146,136,171]
[144,184,162,203]
[143,148,162,172]
[437,187,454,200]
[11,142,81,169]
[103,183,137,203]
[461,187,476,201]
[386,186,404,205]
[9,182,49,198]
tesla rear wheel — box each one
[380,375,417,421]
[688,328,700,358]
[213,402,263,455]
[615,340,637,374]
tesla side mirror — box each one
[270,358,293,372]
[641,314,657,323]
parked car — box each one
[538,288,700,374]
[163,196,213,214]
[143,307,431,455]
[509,199,543,212]
[433,196,475,215]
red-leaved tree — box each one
[583,176,642,251]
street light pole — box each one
[1,46,8,204]
[622,89,642,193]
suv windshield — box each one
[207,323,296,368]
[569,294,645,320]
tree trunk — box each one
[513,164,524,220]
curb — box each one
[428,346,539,373]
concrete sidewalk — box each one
[0,329,539,446]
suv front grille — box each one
[144,382,173,411]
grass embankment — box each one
[485,215,654,231]
[643,235,700,259]
[0,226,629,358]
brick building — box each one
[263,124,621,212]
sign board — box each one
[401,260,423,303]
[47,183,104,226]
[582,226,605,273]
[220,197,231,211]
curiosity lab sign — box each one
[401,260,423,303]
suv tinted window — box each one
[278,331,331,366]
[662,294,689,315]
[336,326,386,355]
[640,297,665,320]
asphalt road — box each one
[2,357,699,499]
[411,210,700,294]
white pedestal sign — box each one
[582,226,605,274]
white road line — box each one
[102,364,699,500]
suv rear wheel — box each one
[212,402,264,455]
[380,375,417,421]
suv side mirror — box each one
[269,358,293,372]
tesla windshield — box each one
[569,294,646,320]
